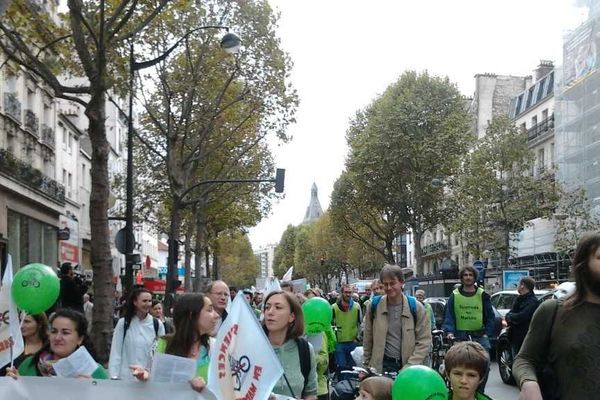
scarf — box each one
[336,297,354,312]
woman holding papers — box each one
[6,309,108,379]
[109,288,165,380]
[130,293,219,392]
[263,290,318,400]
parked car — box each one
[491,289,550,317]
[423,297,447,330]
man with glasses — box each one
[363,264,431,374]
[207,280,230,334]
[332,283,362,373]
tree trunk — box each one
[184,221,193,292]
[413,227,424,276]
[86,90,113,364]
[384,238,396,264]
[165,198,182,313]
[193,203,206,291]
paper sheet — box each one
[53,346,98,377]
[149,352,196,383]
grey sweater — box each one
[512,299,600,399]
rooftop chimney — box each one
[534,60,554,81]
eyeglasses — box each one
[210,292,229,298]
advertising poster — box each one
[502,270,529,290]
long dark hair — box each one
[262,290,305,341]
[31,309,94,374]
[164,293,211,357]
[564,233,600,310]
[124,288,153,325]
[23,312,49,345]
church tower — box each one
[303,183,323,223]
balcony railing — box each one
[0,148,65,205]
[527,114,554,141]
[41,124,55,149]
[3,92,21,122]
[24,109,39,137]
[422,241,449,256]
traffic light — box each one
[275,168,285,193]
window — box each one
[525,87,535,108]
[67,132,73,154]
[68,173,72,198]
[538,148,545,173]
[547,72,554,95]
[542,109,548,121]
[27,89,35,110]
[62,168,67,185]
[61,124,67,150]
[515,94,524,115]
[5,73,17,92]
[531,115,538,127]
[520,122,526,133]
[550,143,555,167]
[81,164,86,188]
[536,78,546,102]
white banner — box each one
[0,254,24,368]
[0,376,212,400]
[207,292,283,400]
[281,266,293,282]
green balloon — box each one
[11,263,60,314]
[302,297,332,334]
[392,365,447,400]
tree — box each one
[0,0,172,362]
[448,116,559,267]
[554,186,600,255]
[218,231,258,288]
[330,171,402,264]
[134,0,297,304]
[332,71,473,274]
[273,225,297,279]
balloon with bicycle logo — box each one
[11,263,60,314]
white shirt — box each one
[108,314,165,380]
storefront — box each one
[7,209,58,270]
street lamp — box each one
[122,27,241,292]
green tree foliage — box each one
[273,224,297,278]
[133,0,297,298]
[448,116,559,266]
[332,71,473,274]
[554,186,600,255]
[218,231,258,288]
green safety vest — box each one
[332,302,360,342]
[452,287,484,332]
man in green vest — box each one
[443,265,495,393]
[332,283,361,372]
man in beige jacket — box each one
[363,264,432,373]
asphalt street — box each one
[486,361,520,400]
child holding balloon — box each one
[444,342,493,400]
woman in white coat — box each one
[108,288,164,380]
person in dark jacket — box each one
[59,263,88,312]
[505,276,540,354]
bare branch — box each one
[115,0,171,42]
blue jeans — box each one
[334,341,357,373]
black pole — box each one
[124,41,135,292]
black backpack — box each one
[296,337,311,398]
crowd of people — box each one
[2,233,600,400]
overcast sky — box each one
[248,0,587,250]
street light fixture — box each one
[122,27,241,292]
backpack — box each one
[295,337,311,398]
[371,294,417,326]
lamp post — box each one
[122,27,241,292]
